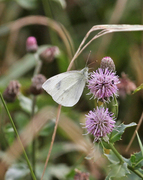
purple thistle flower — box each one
[85,107,115,142]
[87,68,120,102]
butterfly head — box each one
[81,67,88,80]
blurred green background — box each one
[0,0,143,180]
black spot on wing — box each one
[55,81,61,90]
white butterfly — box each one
[42,67,88,107]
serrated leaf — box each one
[130,151,143,169]
[126,168,143,180]
[18,94,38,114]
[107,162,130,179]
[133,83,143,94]
[104,149,120,164]
[110,122,137,143]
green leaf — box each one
[108,95,118,118]
[5,163,29,180]
[0,54,35,87]
[4,124,15,145]
[107,162,130,179]
[16,0,38,9]
[133,83,143,94]
[36,163,70,180]
[110,122,137,143]
[130,151,143,169]
[14,112,29,130]
[53,0,66,8]
[101,140,111,149]
[18,94,38,114]
[0,45,50,87]
[104,149,120,164]
[126,168,143,180]
[136,132,143,155]
[39,121,55,136]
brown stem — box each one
[40,105,62,180]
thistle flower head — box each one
[85,107,115,142]
[87,68,120,102]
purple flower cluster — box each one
[87,68,120,102]
[85,107,115,142]
[85,60,119,141]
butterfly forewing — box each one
[42,67,88,107]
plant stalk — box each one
[128,165,143,179]
[31,96,37,175]
[0,92,37,180]
[108,143,124,163]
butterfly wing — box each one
[42,68,88,107]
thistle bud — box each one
[26,36,38,53]
[39,46,60,63]
[3,80,21,103]
[100,56,115,71]
[30,74,46,95]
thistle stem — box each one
[31,96,37,174]
[108,143,124,163]
[128,165,143,179]
[0,92,37,180]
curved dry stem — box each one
[3,15,74,64]
[68,24,143,70]
[126,112,143,152]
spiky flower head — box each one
[85,107,115,142]
[87,68,120,102]
[100,56,115,72]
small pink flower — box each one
[87,68,120,102]
[85,107,115,142]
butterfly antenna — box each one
[86,51,92,67]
